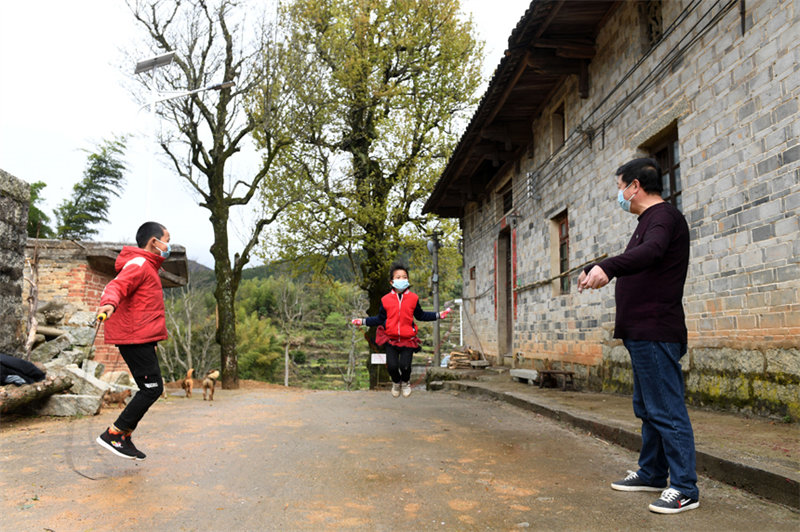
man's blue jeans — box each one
[624,339,698,499]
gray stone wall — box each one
[461,0,799,418]
[0,169,29,355]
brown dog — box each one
[102,388,131,409]
[203,369,219,401]
[181,368,194,398]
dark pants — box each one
[385,344,414,384]
[114,343,163,432]
[625,339,698,499]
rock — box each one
[100,371,134,387]
[66,310,97,327]
[37,299,73,326]
[82,359,105,379]
[29,333,74,363]
[64,326,97,347]
[32,334,46,348]
[45,348,88,368]
[765,348,800,377]
[38,394,102,416]
[47,365,112,396]
[428,380,444,391]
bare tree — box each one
[160,285,218,381]
[343,290,367,390]
[126,0,302,388]
[276,277,304,387]
[23,244,40,360]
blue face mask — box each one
[392,279,409,291]
[617,182,635,212]
[155,238,171,259]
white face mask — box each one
[392,279,409,291]
[155,238,171,258]
[617,182,635,212]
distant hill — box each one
[187,259,213,273]
[183,254,360,290]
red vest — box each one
[377,290,420,347]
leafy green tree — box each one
[236,277,279,319]
[27,181,55,238]
[55,137,127,240]
[254,0,482,347]
[237,311,282,381]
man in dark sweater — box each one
[578,158,699,514]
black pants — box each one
[114,343,163,432]
[385,344,414,384]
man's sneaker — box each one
[649,488,699,514]
[123,433,146,460]
[401,382,412,397]
[96,428,144,461]
[611,470,667,492]
[391,383,401,398]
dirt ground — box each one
[1,384,798,531]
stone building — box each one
[0,169,29,355]
[25,239,188,373]
[425,0,799,418]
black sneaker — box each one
[123,433,147,460]
[96,429,144,461]
[649,488,699,514]
[611,470,667,492]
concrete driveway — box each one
[1,383,797,531]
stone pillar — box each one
[0,169,29,355]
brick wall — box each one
[0,169,28,355]
[460,0,799,418]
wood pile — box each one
[0,375,73,414]
[447,348,484,369]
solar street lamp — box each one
[134,51,235,217]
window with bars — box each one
[640,0,663,50]
[652,130,682,211]
[554,211,569,294]
[497,181,513,220]
[552,103,565,153]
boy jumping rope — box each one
[351,262,451,397]
[95,222,172,460]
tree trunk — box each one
[284,342,290,387]
[362,233,392,389]
[0,376,73,414]
[210,201,239,389]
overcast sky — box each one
[0,0,530,268]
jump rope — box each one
[67,313,110,480]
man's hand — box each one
[96,304,115,320]
[577,266,609,293]
[351,318,363,326]
[439,307,452,319]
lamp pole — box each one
[134,52,176,220]
[428,231,441,366]
[134,52,235,218]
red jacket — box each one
[100,246,168,345]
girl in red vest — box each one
[352,263,451,397]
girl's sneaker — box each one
[391,383,401,398]
[401,382,412,397]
